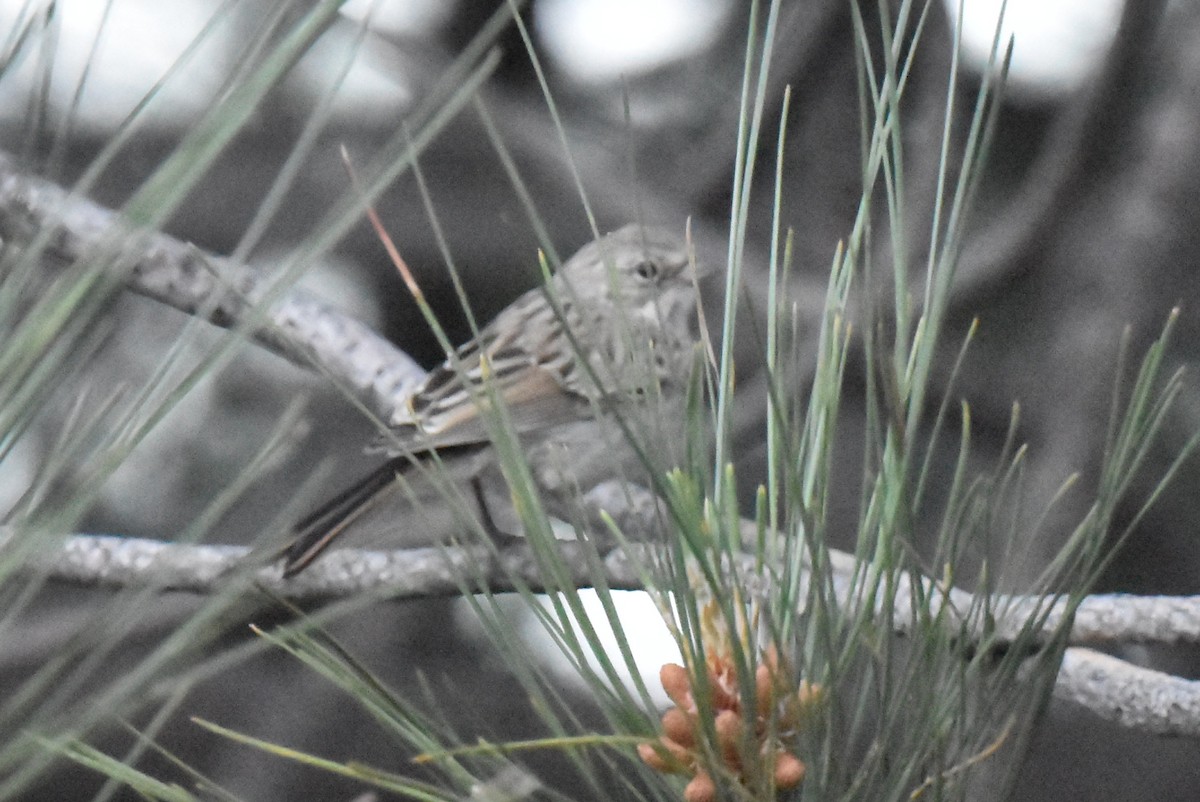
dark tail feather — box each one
[282,458,406,577]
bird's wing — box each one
[371,289,595,455]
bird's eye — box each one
[634,260,659,281]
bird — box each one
[282,223,702,577]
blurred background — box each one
[3,0,1199,799]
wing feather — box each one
[373,287,597,456]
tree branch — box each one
[1056,649,1200,738]
[4,152,1199,738]
[0,152,424,420]
[28,528,1200,737]
[31,528,1200,645]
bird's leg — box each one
[470,475,502,538]
[470,475,524,548]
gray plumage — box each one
[283,224,701,577]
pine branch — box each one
[1056,648,1200,737]
[4,151,1200,739]
[0,151,425,420]
[29,525,1200,646]
[24,524,1200,737]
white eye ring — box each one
[634,260,659,281]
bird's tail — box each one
[282,458,406,577]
